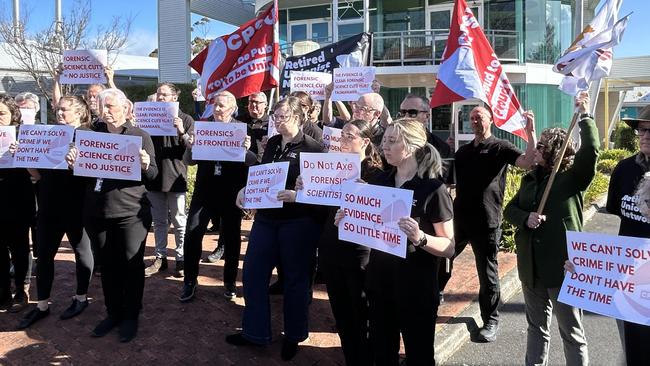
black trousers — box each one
[367,286,437,366]
[438,225,501,325]
[323,264,371,366]
[184,197,242,286]
[624,321,650,365]
[0,222,30,294]
[36,215,93,300]
[85,214,150,319]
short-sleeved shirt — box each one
[454,136,522,228]
[365,169,453,300]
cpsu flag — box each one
[553,0,629,95]
[189,2,280,105]
[430,0,527,141]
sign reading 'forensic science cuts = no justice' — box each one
[13,124,74,169]
[60,50,107,85]
[73,130,142,181]
[192,122,248,162]
[134,102,179,137]
[338,182,413,258]
[295,152,360,206]
[242,161,290,209]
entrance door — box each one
[426,2,483,62]
[452,100,483,150]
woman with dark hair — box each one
[226,96,324,361]
[289,91,323,142]
[17,96,95,328]
[504,92,598,366]
[65,88,157,342]
[316,119,383,365]
[335,118,454,365]
[0,95,35,313]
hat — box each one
[622,105,650,129]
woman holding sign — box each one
[350,118,454,365]
[65,88,157,343]
[314,119,383,366]
[504,93,598,366]
[17,96,96,329]
[0,95,35,313]
[227,97,324,361]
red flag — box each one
[430,0,527,141]
[189,2,279,107]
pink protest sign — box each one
[13,124,74,169]
[73,130,142,181]
[295,152,360,206]
[323,126,342,152]
[0,126,16,169]
[242,161,290,209]
[192,121,248,162]
[134,102,179,136]
[338,182,413,258]
[331,66,375,101]
[559,231,650,326]
[60,50,108,85]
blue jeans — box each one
[241,215,319,344]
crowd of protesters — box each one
[0,64,648,365]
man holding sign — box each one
[144,83,194,279]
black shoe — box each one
[174,261,184,278]
[476,322,499,342]
[91,316,120,337]
[179,282,196,303]
[225,333,259,346]
[93,266,102,277]
[281,339,299,361]
[0,288,11,311]
[223,283,236,299]
[205,246,224,263]
[9,291,28,313]
[144,257,167,277]
[17,307,50,329]
[118,318,138,343]
[268,280,283,295]
[60,298,88,320]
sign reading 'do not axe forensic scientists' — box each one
[61,50,108,85]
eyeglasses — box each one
[273,113,293,122]
[635,127,650,136]
[352,103,378,114]
[397,109,428,118]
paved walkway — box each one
[0,220,516,365]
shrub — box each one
[597,159,618,175]
[584,171,610,206]
[500,167,525,252]
[186,164,197,209]
[599,148,632,162]
[612,121,639,152]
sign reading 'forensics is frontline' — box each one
[60,50,107,85]
[73,130,142,181]
[192,122,248,162]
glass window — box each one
[339,23,364,39]
[338,1,364,20]
[312,22,330,43]
[524,0,573,64]
[428,0,453,5]
[289,5,330,21]
[291,24,307,42]
[279,10,288,43]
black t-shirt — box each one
[365,169,453,300]
[239,112,269,160]
[606,154,650,238]
[454,136,521,228]
[302,121,323,142]
[83,121,158,218]
[318,159,384,269]
[255,131,326,221]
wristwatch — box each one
[579,113,594,120]
[415,231,428,248]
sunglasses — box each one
[398,109,428,118]
[635,127,650,136]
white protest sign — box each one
[192,121,248,162]
[296,152,360,206]
[74,130,142,181]
[267,115,279,138]
[243,161,290,209]
[0,126,16,169]
[133,102,179,136]
[323,126,342,152]
[338,182,413,258]
[13,125,74,169]
[61,50,108,84]
[559,231,650,326]
[290,71,332,101]
[19,108,36,125]
[331,66,376,101]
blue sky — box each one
[0,0,647,58]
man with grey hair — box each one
[15,92,40,113]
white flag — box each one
[553,0,629,95]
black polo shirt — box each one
[365,169,453,300]
[239,112,269,160]
[255,131,325,220]
[302,121,323,142]
[454,136,521,228]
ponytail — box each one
[415,143,442,179]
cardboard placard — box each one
[0,126,16,169]
[61,50,108,84]
[295,152,360,206]
[331,66,375,101]
[192,121,248,162]
[13,124,74,169]
[242,161,290,209]
[323,126,342,152]
[19,108,36,125]
[73,130,142,181]
[133,102,179,136]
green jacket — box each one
[504,118,599,288]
